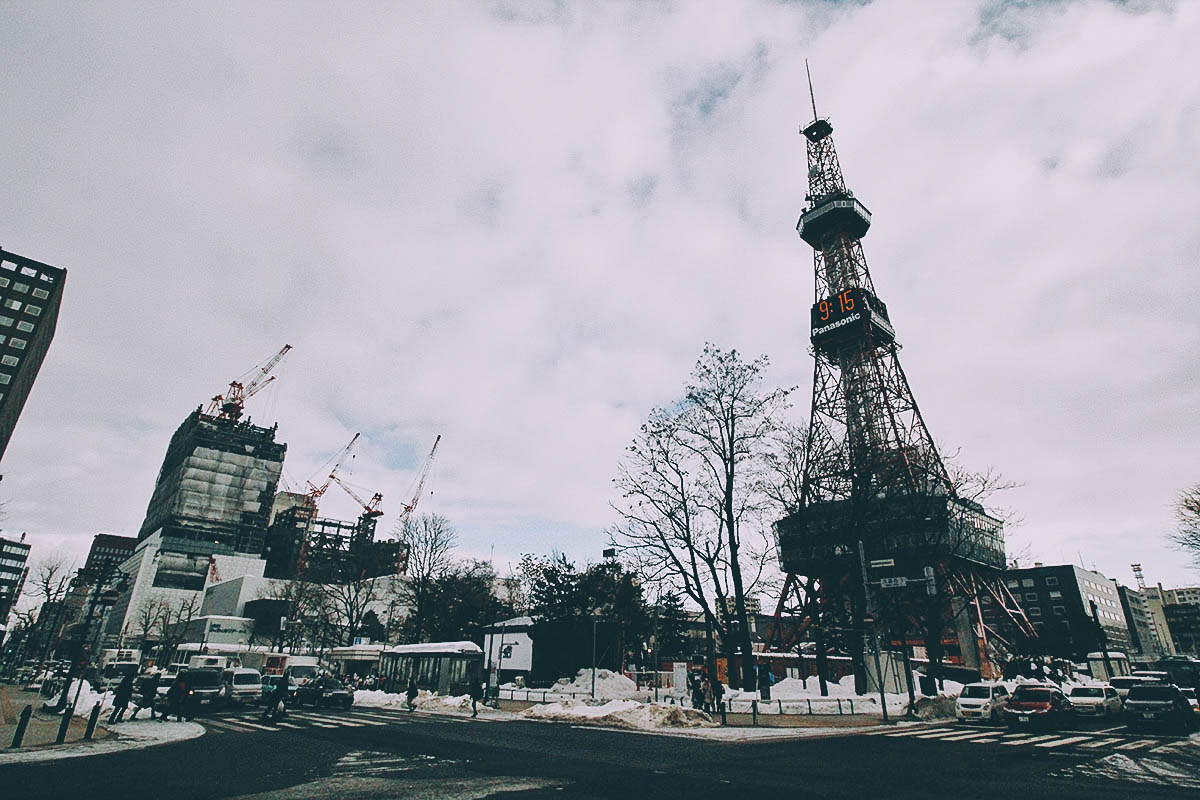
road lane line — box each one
[938,731,1003,741]
[916,730,973,739]
[1034,736,1092,748]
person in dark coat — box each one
[712,679,725,713]
[690,675,705,711]
[164,675,187,722]
[469,680,484,718]
[405,678,419,711]
[262,672,289,723]
[758,667,773,702]
[130,671,160,720]
[108,672,137,724]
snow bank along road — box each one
[2,702,1196,800]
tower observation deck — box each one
[768,72,1033,679]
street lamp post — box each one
[54,566,126,714]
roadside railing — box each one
[496,687,877,715]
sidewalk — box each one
[0,686,109,750]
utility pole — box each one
[591,614,598,699]
[858,541,889,722]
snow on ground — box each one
[520,698,715,730]
[42,680,116,717]
[547,669,640,699]
[353,690,504,716]
[0,720,204,765]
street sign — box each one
[879,576,908,589]
[868,558,895,569]
[99,589,120,606]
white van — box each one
[222,668,263,704]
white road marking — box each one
[1114,739,1159,751]
[885,727,954,738]
[916,730,972,739]
[1034,736,1092,748]
[938,730,1003,741]
[1003,734,1059,745]
[1078,737,1125,748]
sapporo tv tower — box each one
[772,66,1035,682]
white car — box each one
[222,668,263,704]
[1109,675,1160,702]
[956,682,1009,723]
[1067,685,1122,717]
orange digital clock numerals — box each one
[838,290,855,312]
[819,300,831,321]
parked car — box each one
[1109,675,1160,702]
[222,668,263,704]
[260,673,298,705]
[1067,685,1122,717]
[294,676,354,710]
[1004,684,1071,729]
[1124,684,1199,733]
[956,682,1009,723]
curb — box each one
[0,721,205,765]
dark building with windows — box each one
[82,534,138,578]
[138,408,287,555]
[1117,583,1165,658]
[0,532,31,624]
[1164,603,1200,657]
[263,502,405,583]
[983,564,1130,661]
[0,249,66,463]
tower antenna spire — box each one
[805,59,818,122]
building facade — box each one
[1164,603,1200,656]
[0,250,66,463]
[1117,584,1165,659]
[0,533,31,624]
[992,564,1130,661]
[263,504,405,583]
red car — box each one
[1004,684,1071,729]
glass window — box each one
[31,288,49,299]
[1,356,17,367]
[3,300,20,311]
[1005,580,1019,589]
[1024,593,1038,601]
[1053,606,1066,615]
[1027,607,1042,616]
[0,374,10,385]
[15,321,32,333]
[0,277,8,287]
[1046,577,1059,586]
[0,336,5,346]
[0,317,11,327]
[1021,579,1035,587]
[25,305,40,316]
[19,266,35,277]
[13,283,28,293]
[1049,591,1062,599]
[10,338,24,350]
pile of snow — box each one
[44,680,115,717]
[353,688,436,709]
[545,669,640,700]
[521,698,714,730]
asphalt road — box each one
[2,704,1196,800]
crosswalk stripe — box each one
[1003,734,1058,745]
[916,729,972,739]
[316,714,388,726]
[938,731,1002,741]
[1034,736,1092,748]
[884,727,953,738]
[229,719,277,731]
[275,722,304,729]
[1079,737,1124,749]
[968,738,1000,744]
[205,719,254,732]
[1113,739,1158,751]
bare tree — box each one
[392,513,457,643]
[1173,483,1200,571]
[322,576,387,648]
[155,596,199,666]
[129,599,165,657]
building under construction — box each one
[262,501,406,583]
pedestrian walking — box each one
[712,679,725,714]
[163,675,187,722]
[690,675,705,710]
[469,680,484,717]
[108,672,136,724]
[405,677,419,711]
[701,678,714,713]
[262,672,289,723]
[130,670,161,720]
[758,667,773,702]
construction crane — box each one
[207,344,293,421]
[395,435,441,525]
[304,433,361,511]
[331,474,384,519]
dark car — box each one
[1124,684,1199,733]
[183,668,225,713]
[260,674,298,705]
[1004,685,1071,729]
[294,676,354,710]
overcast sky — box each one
[1,1,1197,593]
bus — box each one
[379,641,483,696]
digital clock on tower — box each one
[810,287,865,333]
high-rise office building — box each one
[0,249,66,463]
[0,532,32,623]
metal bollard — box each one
[837,699,843,715]
[806,699,812,714]
[10,705,32,748]
[84,702,102,740]
[720,702,727,726]
[56,705,74,744]
[849,698,854,714]
[752,700,758,726]
[778,699,783,714]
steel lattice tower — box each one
[771,75,1033,678]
